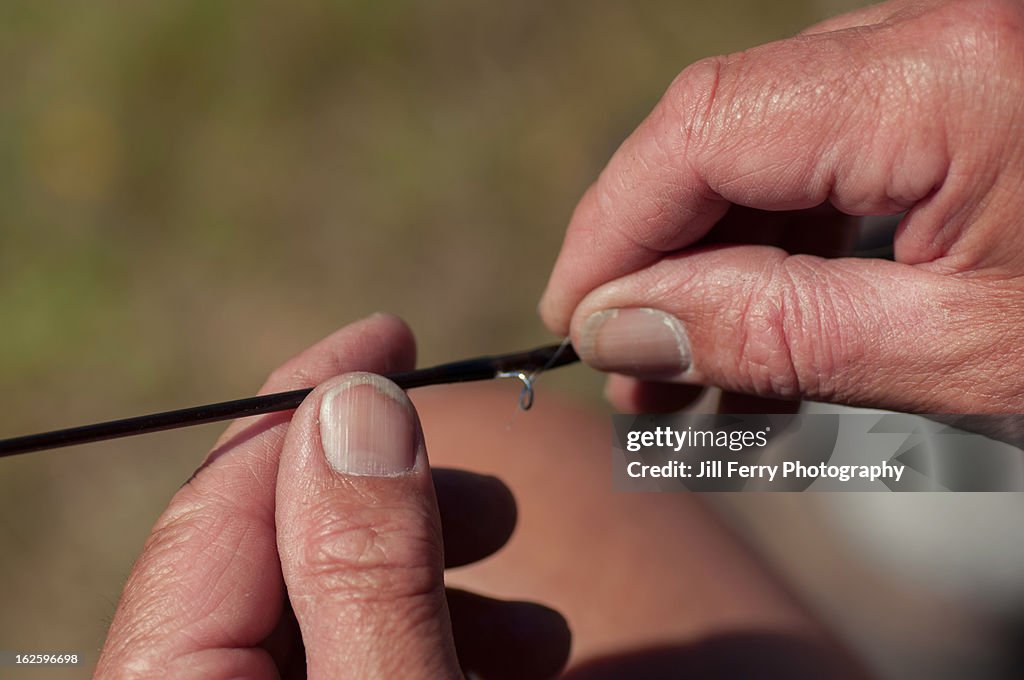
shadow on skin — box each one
[562,632,869,680]
[413,383,870,679]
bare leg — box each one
[412,383,868,679]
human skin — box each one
[540,0,1024,414]
[96,315,868,678]
[96,315,570,680]
[414,384,868,678]
[95,1,1024,675]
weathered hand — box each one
[96,314,569,679]
[541,0,1024,414]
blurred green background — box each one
[14,0,995,677]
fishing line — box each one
[499,336,573,412]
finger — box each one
[604,376,800,415]
[569,246,1023,413]
[97,314,416,678]
[214,313,417,446]
[276,372,461,679]
[434,469,517,569]
[540,3,1022,334]
[715,390,801,414]
[702,204,860,255]
[604,374,706,413]
[602,205,855,415]
[798,0,903,36]
[447,589,571,680]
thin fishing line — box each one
[498,337,573,411]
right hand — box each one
[540,0,1024,414]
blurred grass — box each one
[0,0,864,675]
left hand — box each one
[96,314,570,679]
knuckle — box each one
[295,500,441,603]
[731,272,803,398]
[664,55,727,154]
[731,256,852,400]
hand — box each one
[540,0,1024,414]
[96,314,570,679]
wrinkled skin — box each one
[98,1,1024,677]
[541,0,1024,414]
[96,315,570,680]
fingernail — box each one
[319,373,419,476]
[578,308,691,377]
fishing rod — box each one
[0,341,578,458]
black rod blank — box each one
[0,343,578,458]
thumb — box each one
[276,372,460,679]
[568,245,1018,413]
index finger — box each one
[539,2,977,334]
[96,314,416,678]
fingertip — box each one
[538,289,571,337]
[364,311,416,346]
[604,374,706,413]
[351,311,418,373]
[603,373,631,408]
[573,307,692,379]
[318,372,423,477]
[276,372,459,677]
[260,313,417,395]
